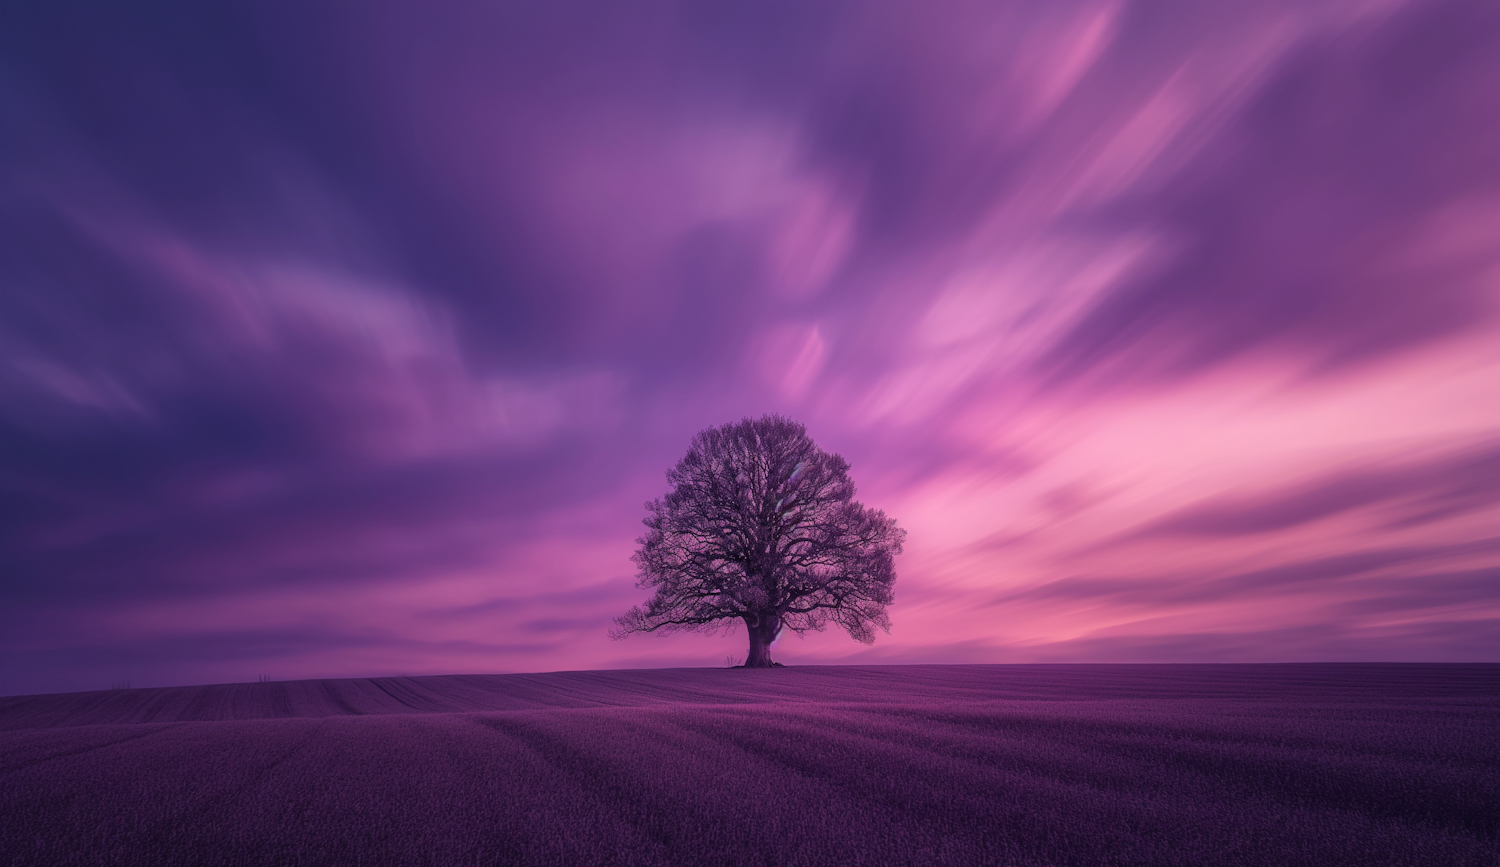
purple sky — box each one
[2,0,1497,695]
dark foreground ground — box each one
[1,664,1495,866]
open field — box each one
[2,664,1495,866]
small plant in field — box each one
[725,655,742,668]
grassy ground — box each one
[2,664,1495,866]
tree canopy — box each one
[613,415,904,667]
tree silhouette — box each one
[613,415,904,667]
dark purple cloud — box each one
[1123,440,1500,538]
[992,537,1500,607]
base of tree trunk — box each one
[744,617,782,668]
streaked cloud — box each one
[1,0,1496,694]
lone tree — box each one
[612,415,904,667]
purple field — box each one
[1,665,1495,866]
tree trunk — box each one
[743,615,782,667]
